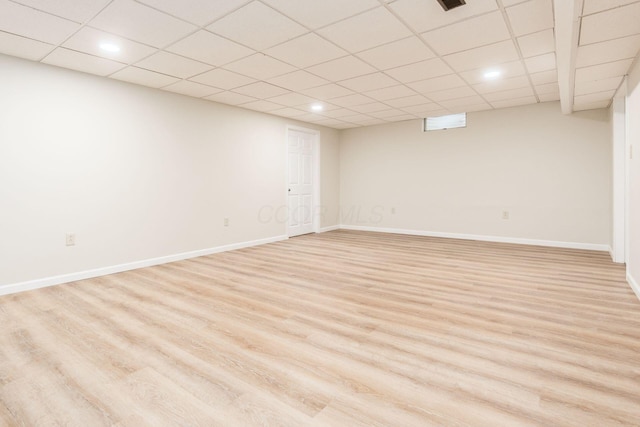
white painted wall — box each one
[0,54,340,288]
[339,102,612,248]
[626,58,640,296]
[611,94,626,263]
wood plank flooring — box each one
[0,230,639,426]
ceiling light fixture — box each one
[99,43,121,53]
[483,70,502,80]
[311,104,324,112]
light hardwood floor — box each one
[0,230,639,426]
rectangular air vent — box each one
[436,0,466,11]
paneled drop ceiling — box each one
[0,0,638,129]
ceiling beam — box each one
[554,0,584,115]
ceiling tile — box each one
[110,66,180,88]
[502,0,528,6]
[349,102,392,113]
[473,75,531,94]
[136,51,212,79]
[306,55,376,81]
[0,31,53,60]
[356,36,435,70]
[338,72,398,92]
[63,27,157,64]
[574,90,616,105]
[270,107,308,118]
[90,0,197,47]
[264,33,347,68]
[506,0,554,37]
[267,70,329,91]
[135,0,251,26]
[573,100,611,111]
[299,84,354,100]
[0,0,80,45]
[517,28,555,58]
[207,1,307,51]
[427,85,477,101]
[402,102,443,114]
[331,122,360,129]
[490,96,537,109]
[313,118,354,128]
[162,80,222,97]
[262,0,378,29]
[583,0,639,15]
[538,91,560,102]
[576,34,640,68]
[266,92,316,107]
[385,94,432,108]
[363,85,416,101]
[330,93,376,107]
[422,11,510,56]
[445,40,520,72]
[347,117,385,126]
[575,58,634,82]
[385,58,453,83]
[389,0,498,33]
[384,114,417,122]
[439,95,487,109]
[190,68,256,89]
[408,74,467,93]
[340,113,376,122]
[580,2,640,45]
[368,108,407,119]
[317,7,411,53]
[10,0,111,23]
[42,47,126,76]
[233,81,290,98]
[223,53,295,80]
[204,91,256,105]
[166,30,254,67]
[241,99,282,112]
[524,52,556,73]
[459,60,527,84]
[574,76,624,95]
[482,86,534,101]
[529,69,557,85]
[534,82,560,94]
[320,108,361,118]
[294,113,328,123]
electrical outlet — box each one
[391,207,396,214]
[224,218,229,227]
[502,211,509,220]
[66,233,76,246]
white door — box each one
[288,129,315,237]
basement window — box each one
[423,113,466,131]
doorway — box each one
[287,127,319,237]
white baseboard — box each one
[318,225,340,233]
[0,235,288,297]
[339,225,610,252]
[628,272,640,301]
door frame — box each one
[285,125,321,237]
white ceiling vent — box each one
[436,0,466,12]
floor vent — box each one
[437,0,466,12]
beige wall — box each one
[339,102,612,246]
[626,58,640,290]
[0,54,340,287]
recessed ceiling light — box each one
[311,104,324,112]
[483,70,502,80]
[99,43,120,53]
